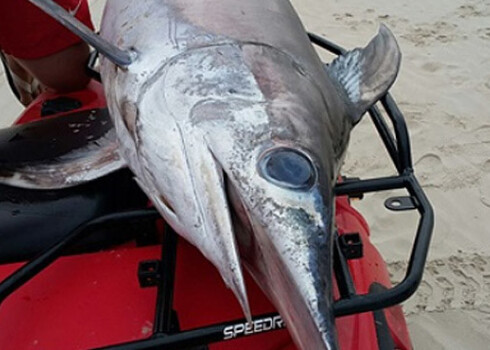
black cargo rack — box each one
[0,33,434,349]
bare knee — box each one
[16,42,91,93]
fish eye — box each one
[258,148,316,190]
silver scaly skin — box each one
[99,1,401,349]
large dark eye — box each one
[258,148,316,190]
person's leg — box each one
[1,52,38,106]
[16,41,91,93]
[0,0,93,105]
[2,41,91,106]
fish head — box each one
[205,25,401,349]
[101,19,400,349]
[209,79,341,348]
[224,146,338,348]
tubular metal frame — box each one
[0,33,434,349]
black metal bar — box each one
[0,209,160,305]
[94,312,285,350]
[334,175,407,196]
[333,234,356,298]
[401,175,434,289]
[308,35,428,315]
[308,32,346,55]
[153,224,179,335]
[367,105,401,172]
[333,174,434,317]
[381,95,413,171]
[309,32,410,174]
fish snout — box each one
[231,147,338,349]
[248,199,338,350]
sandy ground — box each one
[291,0,490,348]
[1,0,489,348]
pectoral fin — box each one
[327,24,401,123]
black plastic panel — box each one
[0,169,148,263]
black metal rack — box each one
[0,33,434,349]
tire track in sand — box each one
[388,254,490,315]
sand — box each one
[290,0,490,348]
[1,0,489,348]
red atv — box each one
[0,34,433,350]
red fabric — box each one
[0,0,94,59]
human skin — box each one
[0,0,93,104]
[4,41,91,105]
[15,41,91,93]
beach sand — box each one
[1,0,489,348]
[290,0,490,348]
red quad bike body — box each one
[0,80,414,350]
[1,31,436,348]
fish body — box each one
[99,1,349,348]
[17,1,402,349]
[98,1,401,349]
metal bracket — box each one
[338,233,363,260]
[385,196,417,211]
[138,260,162,288]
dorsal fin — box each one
[326,24,401,124]
[29,0,136,67]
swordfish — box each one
[17,0,402,348]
